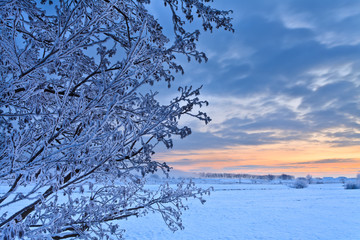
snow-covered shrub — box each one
[345,174,360,189]
[0,0,233,239]
[289,178,308,189]
[306,174,313,184]
[344,183,360,189]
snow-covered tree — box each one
[0,0,233,238]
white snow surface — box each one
[121,182,360,240]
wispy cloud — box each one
[295,158,357,165]
[223,165,303,171]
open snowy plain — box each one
[122,181,360,240]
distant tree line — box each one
[199,173,295,180]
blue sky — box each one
[150,0,360,176]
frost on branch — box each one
[0,0,232,239]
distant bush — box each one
[289,179,308,189]
[344,183,360,189]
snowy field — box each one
[121,182,360,240]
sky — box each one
[150,0,360,177]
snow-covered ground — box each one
[121,182,360,240]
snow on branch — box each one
[0,0,232,238]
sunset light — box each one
[157,141,360,177]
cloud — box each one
[187,167,218,173]
[295,158,358,165]
[274,0,360,47]
[168,158,233,166]
[169,130,279,151]
[277,7,315,30]
[152,0,360,157]
[223,165,302,171]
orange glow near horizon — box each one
[155,141,360,177]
